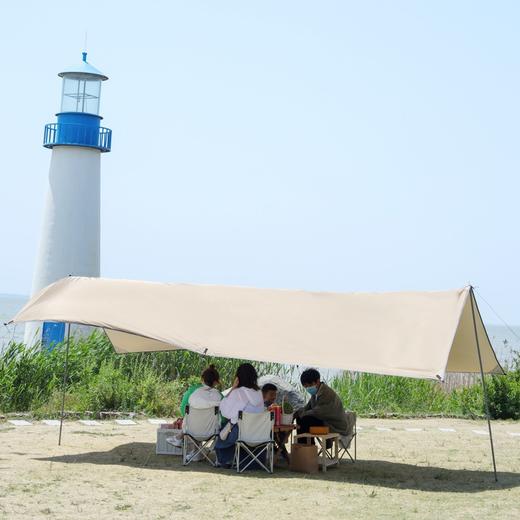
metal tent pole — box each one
[469,287,498,482]
[58,323,71,446]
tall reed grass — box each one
[331,351,520,419]
[330,372,484,417]
[0,332,294,417]
[1,332,518,419]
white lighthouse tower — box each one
[25,53,111,347]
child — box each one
[262,383,278,408]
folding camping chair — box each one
[234,410,275,473]
[338,411,357,463]
[181,405,220,466]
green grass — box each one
[330,371,485,418]
[1,332,518,419]
[0,331,294,417]
[331,352,520,419]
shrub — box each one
[34,390,90,418]
[487,370,520,420]
[84,361,138,411]
[141,379,185,417]
[448,384,483,418]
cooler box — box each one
[156,426,182,455]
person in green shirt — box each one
[180,364,222,416]
[180,383,201,416]
[171,365,223,458]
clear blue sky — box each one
[0,1,518,324]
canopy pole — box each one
[469,287,497,482]
[58,323,71,446]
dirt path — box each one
[0,418,519,519]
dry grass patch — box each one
[0,418,518,519]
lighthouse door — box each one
[42,322,66,350]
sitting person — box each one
[258,374,306,410]
[262,383,278,408]
[295,368,348,442]
[215,363,264,467]
[262,382,295,463]
[180,364,222,415]
[170,365,222,457]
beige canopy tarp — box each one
[11,277,503,381]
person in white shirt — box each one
[215,363,263,467]
[169,365,223,457]
[187,365,223,411]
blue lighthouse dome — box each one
[43,52,112,153]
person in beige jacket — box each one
[295,368,348,439]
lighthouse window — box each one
[61,76,101,115]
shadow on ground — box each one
[36,442,520,492]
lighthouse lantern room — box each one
[60,52,106,114]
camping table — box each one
[273,424,297,464]
[294,432,340,472]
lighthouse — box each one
[25,53,111,347]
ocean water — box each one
[0,294,27,347]
[1,294,519,366]
[485,324,520,367]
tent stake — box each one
[58,323,71,446]
[469,287,498,482]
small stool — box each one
[294,432,340,472]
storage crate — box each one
[156,427,182,455]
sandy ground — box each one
[0,418,519,520]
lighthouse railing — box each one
[43,123,112,152]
